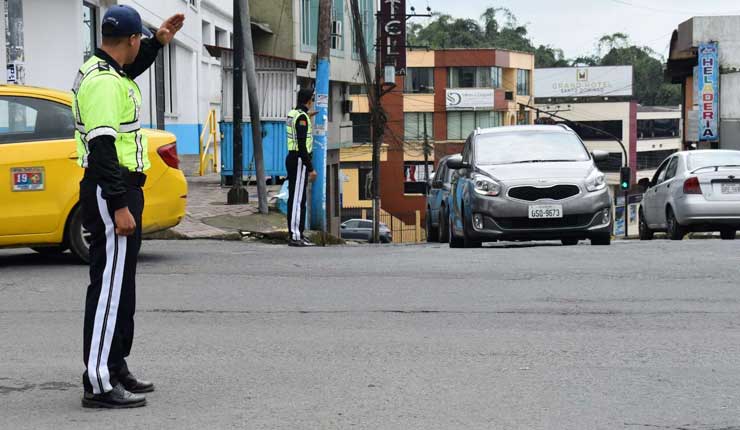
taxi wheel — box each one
[68,206,91,264]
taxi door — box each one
[0,95,80,237]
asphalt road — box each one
[1,239,740,430]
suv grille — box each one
[508,185,580,201]
[494,213,595,230]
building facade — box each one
[342,48,536,222]
[3,0,374,161]
[666,15,740,151]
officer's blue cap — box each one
[102,5,153,38]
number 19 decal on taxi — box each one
[11,167,45,192]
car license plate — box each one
[721,183,740,194]
[529,205,563,219]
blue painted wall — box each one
[221,121,288,178]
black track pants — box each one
[80,178,143,394]
[286,152,309,241]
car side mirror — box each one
[591,150,609,163]
[340,225,346,229]
[446,158,469,170]
[638,178,652,190]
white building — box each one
[3,0,373,159]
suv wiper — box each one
[691,164,740,174]
[508,159,578,164]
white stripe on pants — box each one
[87,186,128,394]
[290,158,306,241]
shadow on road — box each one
[0,251,83,267]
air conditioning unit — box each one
[505,91,514,101]
[331,20,343,50]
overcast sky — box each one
[411,0,740,59]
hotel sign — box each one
[697,43,719,142]
[446,89,495,110]
[534,66,633,98]
[380,0,406,76]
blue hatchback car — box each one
[426,154,461,243]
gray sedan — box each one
[447,125,613,247]
[340,219,393,243]
[638,150,740,240]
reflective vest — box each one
[72,55,149,173]
[286,109,313,153]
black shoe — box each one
[121,373,155,394]
[301,237,316,246]
[288,239,307,247]
[82,383,146,409]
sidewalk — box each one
[145,174,285,241]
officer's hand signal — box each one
[156,14,185,46]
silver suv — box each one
[446,125,613,247]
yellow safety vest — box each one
[286,109,313,153]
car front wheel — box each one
[438,207,449,243]
[449,212,464,248]
[425,209,439,242]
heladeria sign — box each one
[697,43,719,142]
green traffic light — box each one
[621,182,629,189]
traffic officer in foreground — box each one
[286,88,318,247]
[73,5,184,408]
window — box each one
[358,167,373,200]
[82,3,97,61]
[331,0,344,53]
[351,113,371,143]
[664,157,679,180]
[561,120,623,141]
[184,0,197,9]
[447,111,504,140]
[637,149,677,170]
[215,27,228,48]
[517,111,531,125]
[404,112,433,141]
[201,20,212,56]
[404,162,431,194]
[517,69,530,96]
[349,85,367,95]
[404,68,434,93]
[637,118,680,139]
[351,0,374,60]
[0,96,74,144]
[163,43,177,115]
[301,0,318,48]
[492,67,502,89]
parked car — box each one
[638,150,740,240]
[0,84,188,262]
[446,125,613,248]
[426,154,460,243]
[340,219,392,243]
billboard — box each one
[379,0,406,76]
[446,89,495,110]
[535,66,633,99]
[696,43,719,142]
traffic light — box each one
[620,166,631,191]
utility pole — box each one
[311,0,331,231]
[423,112,430,189]
[240,0,268,213]
[227,0,249,204]
[349,0,382,243]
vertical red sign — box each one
[379,0,406,76]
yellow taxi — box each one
[0,85,187,262]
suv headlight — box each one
[585,170,606,192]
[473,174,502,196]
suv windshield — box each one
[688,151,740,171]
[474,131,591,165]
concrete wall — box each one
[691,16,740,68]
[23,0,84,90]
[249,0,293,59]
